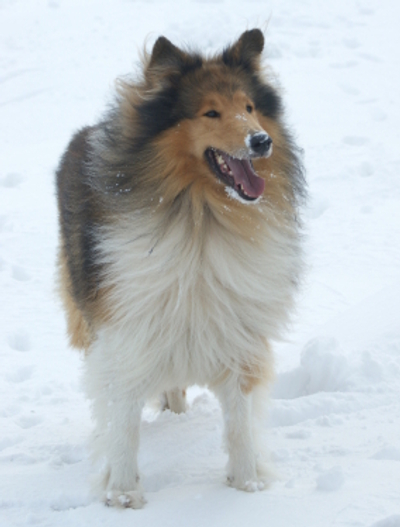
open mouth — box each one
[205,148,265,201]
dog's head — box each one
[115,30,287,207]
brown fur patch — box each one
[209,351,274,395]
[57,246,92,351]
[240,343,275,395]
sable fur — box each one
[56,29,306,508]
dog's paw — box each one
[227,460,275,492]
[105,490,147,509]
[227,474,268,492]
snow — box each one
[315,466,345,492]
[1,0,399,525]
[225,186,262,204]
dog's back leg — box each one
[162,388,187,414]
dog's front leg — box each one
[214,373,271,492]
[86,358,146,509]
[101,393,146,508]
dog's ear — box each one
[223,29,264,70]
[146,36,202,83]
[148,36,186,71]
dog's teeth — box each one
[237,184,249,197]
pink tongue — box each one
[222,154,265,199]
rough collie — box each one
[56,29,305,508]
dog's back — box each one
[56,127,97,350]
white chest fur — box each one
[91,207,300,395]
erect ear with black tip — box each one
[148,36,186,71]
[223,29,264,70]
[146,36,203,85]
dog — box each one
[56,29,305,508]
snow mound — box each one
[315,466,345,492]
[273,337,352,399]
[370,516,400,527]
[371,447,400,462]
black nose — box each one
[249,132,272,156]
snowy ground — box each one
[1,0,400,525]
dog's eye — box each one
[204,110,220,118]
[246,105,253,113]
